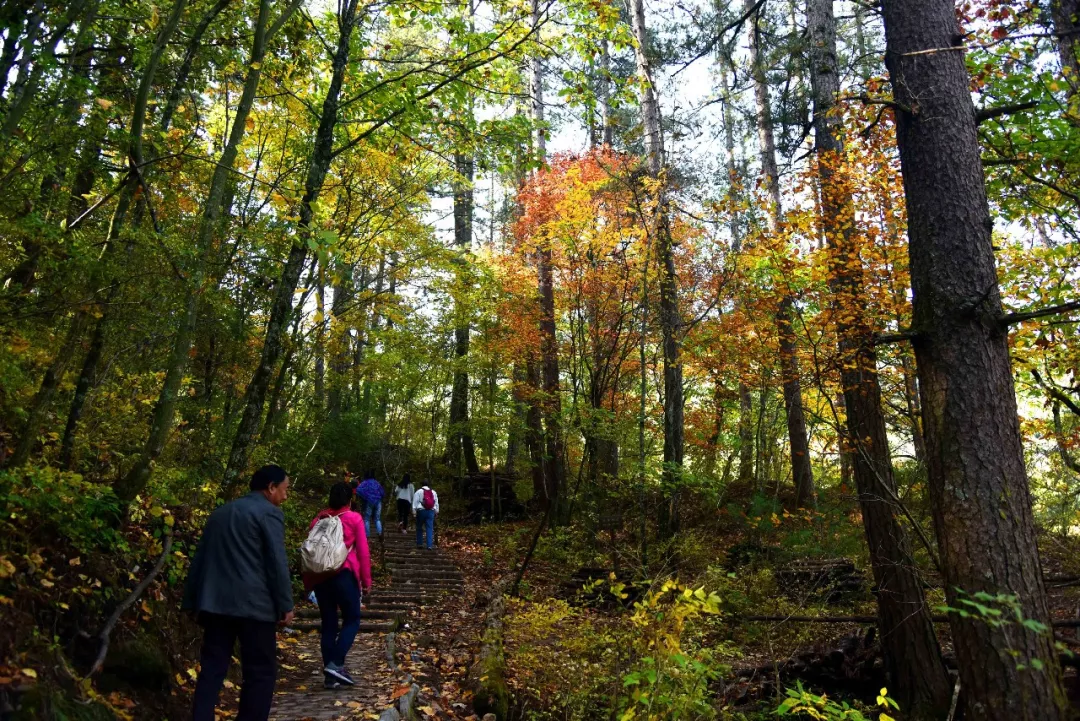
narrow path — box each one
[268,527,466,721]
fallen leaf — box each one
[20,669,37,679]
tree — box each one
[745,0,815,508]
[880,0,1069,716]
[807,0,951,715]
[630,0,685,532]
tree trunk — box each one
[746,0,815,508]
[529,2,566,515]
[116,0,284,501]
[880,1,1069,717]
[5,314,87,467]
[1052,0,1079,102]
[222,0,360,492]
[808,0,951,715]
[447,152,480,474]
[630,0,683,532]
[59,310,106,469]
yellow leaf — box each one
[0,557,15,578]
[69,557,81,566]
[96,98,113,110]
[419,706,435,717]
[21,669,37,679]
[41,579,55,588]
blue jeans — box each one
[416,508,435,549]
[312,571,361,667]
[364,500,382,537]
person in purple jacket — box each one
[355,471,385,539]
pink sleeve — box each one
[351,514,372,589]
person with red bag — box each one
[302,482,372,689]
[411,482,439,550]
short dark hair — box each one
[328,481,353,510]
[250,464,288,491]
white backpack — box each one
[300,514,349,574]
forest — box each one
[1,0,1080,718]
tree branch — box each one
[873,330,918,345]
[89,529,173,676]
[843,94,912,115]
[1001,300,1080,326]
[975,100,1038,124]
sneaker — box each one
[325,663,356,686]
[324,673,341,690]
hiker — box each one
[412,482,439,550]
[302,481,372,689]
[184,465,294,721]
[395,473,414,533]
[355,471,384,539]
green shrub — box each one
[0,467,123,555]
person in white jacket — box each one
[394,474,414,533]
[411,483,439,549]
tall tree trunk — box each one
[530,0,566,515]
[222,0,360,492]
[723,67,755,488]
[746,1,815,508]
[59,313,106,469]
[880,1,1068,717]
[1052,0,1079,104]
[525,358,546,502]
[447,152,480,474]
[808,0,951,716]
[630,0,683,532]
[116,0,285,500]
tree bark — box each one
[746,0,815,508]
[447,152,480,474]
[880,1,1069,717]
[808,0,951,716]
[530,0,566,515]
[630,0,683,532]
[221,0,360,492]
[1052,0,1079,103]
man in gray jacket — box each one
[184,464,294,721]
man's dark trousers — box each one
[192,612,277,721]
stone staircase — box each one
[291,525,463,633]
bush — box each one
[0,467,123,555]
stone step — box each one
[390,583,462,592]
[383,557,457,567]
[387,570,462,581]
[295,608,404,622]
[366,603,413,613]
[289,620,397,633]
[368,593,431,604]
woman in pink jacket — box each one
[303,482,372,689]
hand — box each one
[280,610,295,626]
